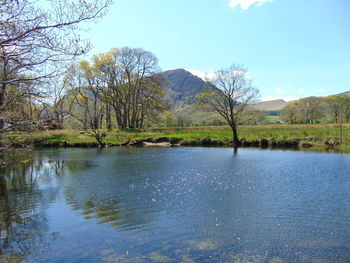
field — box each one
[2,124,349,151]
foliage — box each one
[281,95,350,125]
[281,102,299,124]
[325,95,350,123]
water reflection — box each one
[0,148,350,262]
[0,160,57,262]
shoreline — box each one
[1,136,344,151]
[1,125,349,167]
[0,139,347,168]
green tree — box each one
[67,63,106,147]
[281,102,299,124]
[325,94,350,143]
[161,111,178,127]
[83,48,164,129]
[325,95,350,123]
[242,109,267,125]
[295,97,324,124]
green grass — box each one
[141,124,350,144]
[2,124,350,150]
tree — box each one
[242,109,267,125]
[0,0,113,130]
[281,102,299,124]
[175,110,192,127]
[325,95,350,124]
[295,97,324,124]
[196,64,260,147]
[161,111,178,127]
[112,47,164,128]
[0,80,48,131]
[84,48,164,129]
[325,95,350,143]
[66,63,106,147]
[42,76,73,129]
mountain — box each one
[161,69,350,111]
[252,99,291,111]
[161,69,208,108]
[340,91,350,97]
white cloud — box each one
[275,87,283,93]
[318,88,327,92]
[229,0,273,10]
[297,88,304,94]
[186,68,248,82]
[260,96,300,102]
[185,69,216,81]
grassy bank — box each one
[1,124,349,152]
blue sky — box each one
[85,0,350,101]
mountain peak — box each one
[162,69,208,108]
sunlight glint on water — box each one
[0,147,350,263]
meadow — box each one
[2,124,349,151]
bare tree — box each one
[0,0,113,130]
[196,64,260,147]
[42,76,74,129]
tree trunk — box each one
[92,132,105,148]
[232,126,240,148]
[0,83,7,130]
[106,104,112,130]
[55,112,63,129]
[340,115,343,144]
[95,136,105,148]
[83,109,88,130]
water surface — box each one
[1,147,350,262]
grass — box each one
[2,124,350,151]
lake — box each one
[1,147,350,263]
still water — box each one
[0,147,350,263]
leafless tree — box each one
[0,0,113,130]
[42,76,74,129]
[197,64,260,147]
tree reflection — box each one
[0,159,62,262]
[60,149,166,232]
[63,166,159,232]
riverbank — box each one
[1,124,349,167]
[1,124,349,150]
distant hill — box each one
[339,91,350,97]
[252,99,291,111]
[253,91,350,112]
[161,69,208,108]
[160,69,350,111]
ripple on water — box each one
[1,148,350,262]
